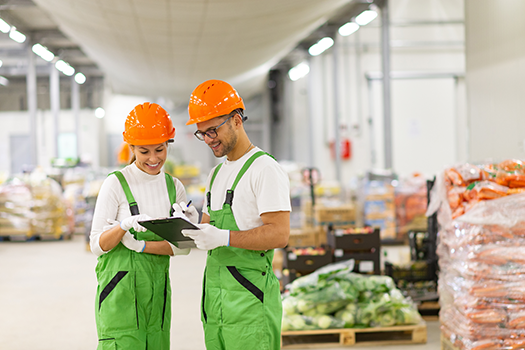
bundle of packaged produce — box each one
[429,173,525,349]
[281,260,422,331]
[394,174,428,240]
[0,178,32,236]
[29,175,72,238]
[438,160,525,220]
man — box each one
[181,79,291,350]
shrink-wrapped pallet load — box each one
[429,160,525,350]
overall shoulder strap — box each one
[109,171,139,215]
[207,163,223,210]
[231,151,268,191]
[224,151,268,206]
[165,173,177,216]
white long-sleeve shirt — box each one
[90,162,188,256]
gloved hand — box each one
[120,214,153,232]
[121,231,146,253]
[172,202,199,224]
[181,224,230,250]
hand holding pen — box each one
[172,200,199,224]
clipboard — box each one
[139,217,199,249]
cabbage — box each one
[335,309,355,328]
[282,296,299,315]
[297,298,315,313]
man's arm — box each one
[229,211,289,250]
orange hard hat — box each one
[117,142,131,165]
[123,102,175,145]
[187,79,245,125]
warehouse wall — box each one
[0,109,101,175]
[285,0,466,184]
[465,0,525,162]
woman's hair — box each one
[129,154,136,165]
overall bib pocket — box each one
[97,338,116,350]
[221,266,265,325]
[97,270,138,333]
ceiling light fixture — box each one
[8,28,26,43]
[74,72,86,84]
[339,22,360,37]
[0,18,10,33]
[55,60,75,76]
[0,59,3,68]
[288,62,310,81]
[95,107,105,119]
[308,37,334,56]
[355,10,378,26]
[0,76,8,86]
[32,44,55,62]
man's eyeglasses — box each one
[194,113,234,141]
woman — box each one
[90,102,196,349]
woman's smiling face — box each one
[131,142,167,175]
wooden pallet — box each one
[441,334,459,350]
[418,301,440,321]
[281,323,427,349]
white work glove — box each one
[172,202,199,224]
[119,214,153,232]
[181,223,230,251]
[121,231,146,253]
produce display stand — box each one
[281,322,427,349]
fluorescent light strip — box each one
[355,10,378,26]
[308,37,334,56]
[9,28,26,43]
[32,44,55,62]
[288,62,310,81]
[55,60,75,76]
[74,72,86,84]
[339,22,359,37]
[0,18,10,33]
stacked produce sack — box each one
[428,159,525,350]
[0,178,32,237]
[395,173,428,240]
[0,171,72,239]
[281,260,422,331]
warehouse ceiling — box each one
[0,0,373,106]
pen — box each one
[186,200,192,208]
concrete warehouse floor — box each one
[0,234,441,350]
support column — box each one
[332,40,342,187]
[71,77,80,158]
[26,39,37,167]
[50,63,60,158]
[379,0,392,170]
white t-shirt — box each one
[202,147,291,231]
[90,162,187,256]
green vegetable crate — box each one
[281,323,427,348]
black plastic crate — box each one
[384,260,437,282]
[282,246,333,272]
[327,227,380,252]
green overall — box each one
[95,171,176,350]
[202,152,282,350]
